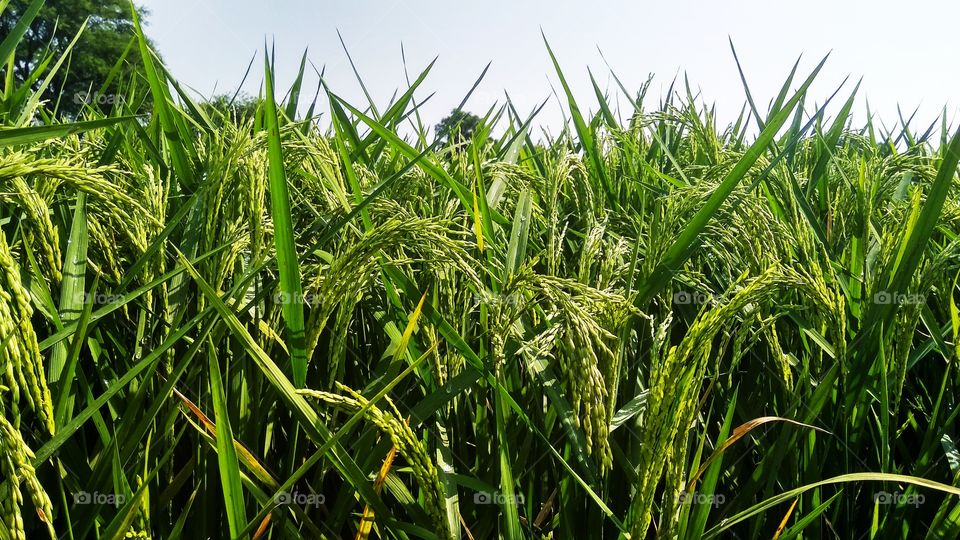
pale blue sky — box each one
[137,0,959,135]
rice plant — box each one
[2,2,960,539]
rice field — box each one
[2,4,960,540]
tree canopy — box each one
[0,0,154,116]
[435,108,480,144]
[202,93,260,125]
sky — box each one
[136,0,960,137]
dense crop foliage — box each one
[2,3,960,539]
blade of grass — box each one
[264,45,308,387]
[207,335,248,538]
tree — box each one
[0,0,155,116]
[435,108,480,145]
[202,93,260,125]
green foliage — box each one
[202,93,260,125]
[2,10,960,539]
[435,107,480,144]
[0,0,154,116]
